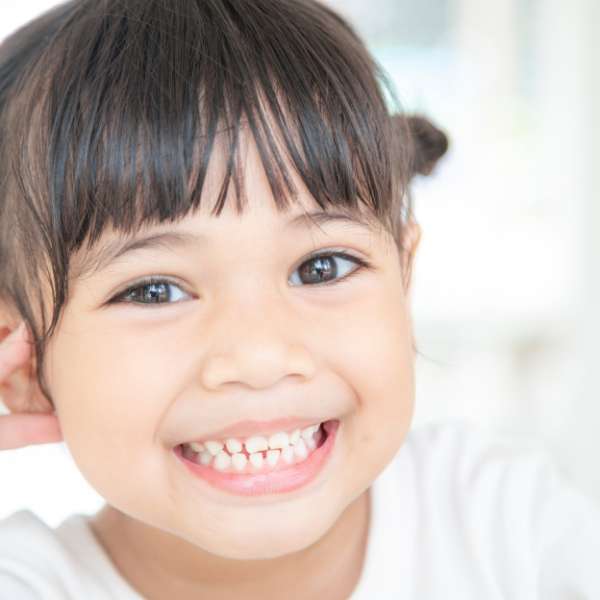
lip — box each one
[174,419,340,496]
[180,416,330,444]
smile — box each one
[173,419,339,496]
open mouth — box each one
[173,419,339,496]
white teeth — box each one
[184,420,327,473]
[213,451,231,471]
[249,452,264,469]
[301,424,319,440]
[294,438,308,460]
[245,436,269,454]
[185,421,326,473]
[204,440,224,456]
[268,431,289,449]
[266,449,281,467]
[225,438,242,454]
[231,452,248,472]
[199,450,213,466]
[281,446,295,464]
[289,429,301,444]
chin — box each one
[190,510,337,561]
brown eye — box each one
[289,252,368,286]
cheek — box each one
[45,322,177,504]
[328,277,415,477]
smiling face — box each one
[41,129,418,561]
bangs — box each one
[6,0,405,261]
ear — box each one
[0,308,54,415]
[400,220,421,294]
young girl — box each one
[0,1,598,598]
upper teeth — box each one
[186,423,321,456]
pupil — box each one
[144,283,168,303]
[302,257,336,283]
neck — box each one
[89,490,371,600]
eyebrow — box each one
[71,210,374,282]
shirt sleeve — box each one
[532,453,600,598]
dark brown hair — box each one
[0,0,448,407]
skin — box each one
[0,129,421,599]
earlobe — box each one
[0,304,20,335]
[0,319,54,415]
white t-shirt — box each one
[1,418,599,599]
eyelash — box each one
[107,251,373,307]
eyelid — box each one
[305,246,366,259]
[292,248,371,276]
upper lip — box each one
[182,416,333,444]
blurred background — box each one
[1,0,599,526]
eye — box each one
[289,251,371,287]
[109,277,191,307]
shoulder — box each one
[378,417,571,528]
[0,508,66,537]
[0,509,143,599]
[0,509,61,564]
[386,418,600,594]
[398,417,597,524]
[399,417,570,496]
[0,510,58,596]
[402,416,556,465]
[0,509,93,596]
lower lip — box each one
[173,420,339,496]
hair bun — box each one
[392,114,449,178]
[407,114,449,176]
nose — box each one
[199,291,317,390]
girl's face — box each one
[43,131,418,560]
